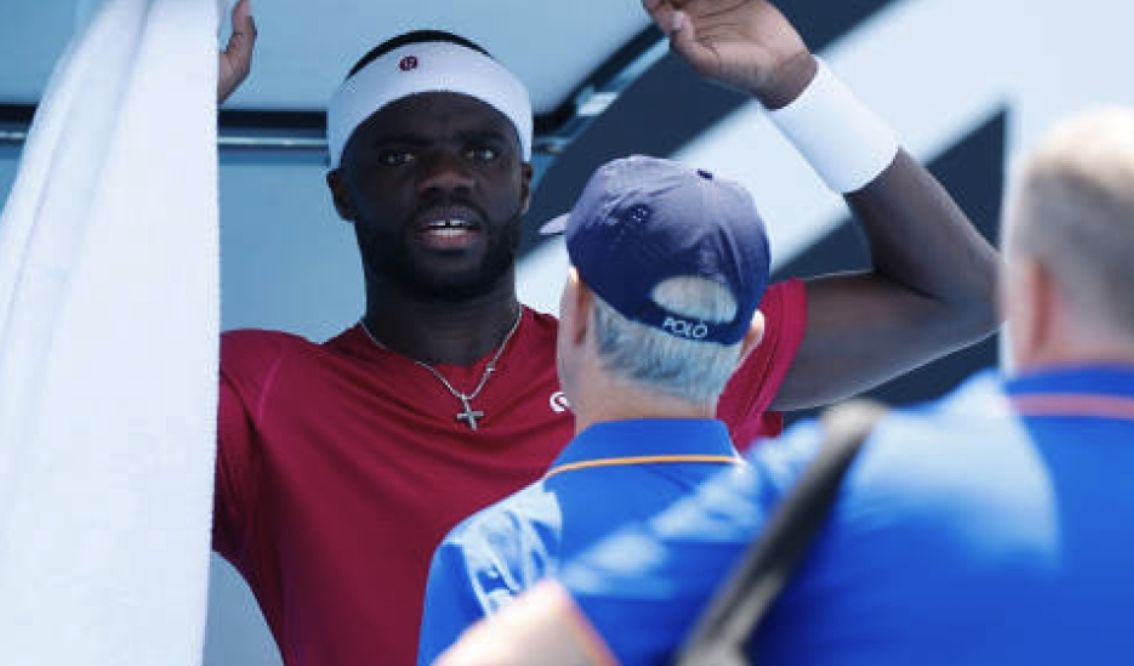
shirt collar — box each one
[551,418,739,469]
[1006,364,1134,398]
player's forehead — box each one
[355,92,519,145]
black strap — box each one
[673,400,888,666]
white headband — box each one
[326,41,534,167]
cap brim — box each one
[539,213,570,236]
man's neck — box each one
[571,383,717,435]
[361,278,522,366]
[1013,321,1134,373]
[1016,352,1134,375]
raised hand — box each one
[218,0,256,104]
[641,0,816,108]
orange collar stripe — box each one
[1012,394,1134,420]
[545,454,743,480]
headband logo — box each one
[398,56,419,72]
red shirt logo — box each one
[399,56,419,72]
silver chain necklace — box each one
[357,308,523,431]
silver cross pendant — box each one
[455,396,485,431]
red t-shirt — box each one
[213,279,806,666]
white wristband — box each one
[769,59,900,193]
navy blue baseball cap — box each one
[541,155,771,345]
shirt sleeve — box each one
[418,506,551,665]
[717,279,808,449]
[559,423,823,665]
[213,330,288,564]
[417,538,493,666]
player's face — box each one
[331,92,532,301]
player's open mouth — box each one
[414,215,483,251]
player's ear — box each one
[326,169,357,222]
[519,162,534,214]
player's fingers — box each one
[223,0,256,72]
[668,10,714,70]
[641,0,677,34]
[218,0,256,102]
[232,0,253,28]
[226,1,256,50]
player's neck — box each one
[361,280,522,367]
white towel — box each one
[0,0,221,663]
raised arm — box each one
[644,0,1001,410]
[782,149,999,409]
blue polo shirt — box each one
[563,367,1134,665]
[416,419,745,665]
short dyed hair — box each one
[1007,108,1134,335]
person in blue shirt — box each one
[416,153,779,665]
[432,105,1134,665]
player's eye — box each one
[377,150,415,167]
[466,145,499,163]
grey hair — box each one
[1008,108,1134,335]
[591,276,746,405]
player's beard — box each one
[361,210,523,303]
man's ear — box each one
[519,162,534,215]
[1007,255,1059,367]
[739,311,766,360]
[565,268,593,346]
[326,169,356,222]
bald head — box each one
[1005,109,1134,349]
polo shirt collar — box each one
[551,418,739,469]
